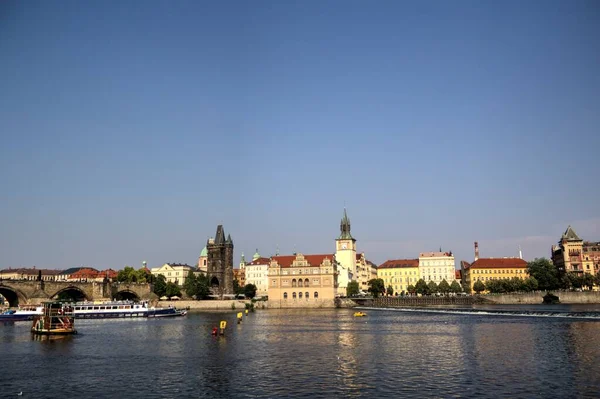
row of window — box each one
[472,269,525,274]
[475,276,524,282]
[282,292,319,299]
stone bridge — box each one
[0,280,157,306]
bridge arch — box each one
[51,286,90,302]
[113,290,140,301]
[0,284,28,307]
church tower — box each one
[335,208,357,295]
[206,225,234,296]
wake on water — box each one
[357,307,600,320]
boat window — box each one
[94,306,99,310]
[112,306,117,309]
[100,306,105,310]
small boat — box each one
[147,306,187,318]
[31,302,77,335]
[0,306,43,322]
[353,312,367,317]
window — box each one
[314,292,318,299]
[305,278,309,287]
[298,280,303,287]
[293,292,297,299]
[306,292,309,299]
[299,292,303,299]
[292,279,297,287]
[283,292,288,299]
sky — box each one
[1,1,599,270]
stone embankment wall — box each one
[485,291,600,304]
[157,300,250,310]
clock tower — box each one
[335,208,357,295]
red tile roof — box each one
[378,259,419,269]
[247,257,271,265]
[455,270,462,279]
[467,258,528,269]
[271,254,334,268]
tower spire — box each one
[339,208,353,240]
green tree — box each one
[461,281,471,294]
[407,284,416,294]
[136,267,150,283]
[473,280,485,294]
[527,258,559,291]
[153,274,167,297]
[233,279,243,295]
[183,270,198,297]
[427,281,438,294]
[195,273,210,299]
[347,281,360,297]
[523,276,538,292]
[485,279,503,294]
[385,285,393,296]
[367,278,385,298]
[165,281,181,298]
[244,284,257,299]
[582,273,595,291]
[117,266,137,283]
[438,279,451,295]
[415,279,428,295]
[450,280,462,294]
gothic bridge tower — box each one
[206,225,234,296]
[335,208,357,294]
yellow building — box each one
[150,263,195,285]
[268,253,337,307]
[463,258,528,292]
[551,226,600,277]
[355,253,377,293]
[377,259,419,295]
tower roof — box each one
[253,248,260,261]
[562,225,582,241]
[215,225,226,245]
[338,208,354,240]
[200,246,207,257]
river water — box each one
[1,305,599,398]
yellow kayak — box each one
[353,312,367,317]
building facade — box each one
[268,253,337,307]
[551,226,585,275]
[206,225,234,296]
[150,263,195,285]
[463,258,529,292]
[418,251,456,284]
[0,267,61,281]
[335,209,357,296]
[582,241,600,276]
[377,259,420,295]
[244,256,270,297]
[355,253,375,293]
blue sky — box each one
[1,1,598,270]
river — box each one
[1,305,599,398]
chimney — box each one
[474,242,479,261]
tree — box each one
[438,279,451,295]
[523,276,538,292]
[183,270,198,297]
[427,281,438,294]
[407,285,416,295]
[473,280,485,294]
[415,279,428,295]
[461,281,471,294]
[367,278,385,298]
[136,267,151,283]
[244,284,257,299]
[153,274,167,297]
[117,266,137,283]
[386,285,394,296]
[233,279,243,295]
[347,281,360,297]
[582,273,595,291]
[527,258,559,291]
[165,282,181,298]
[450,280,462,294]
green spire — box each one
[253,249,260,261]
[339,208,354,240]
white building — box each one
[418,251,456,285]
[335,209,356,296]
[244,250,270,297]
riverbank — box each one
[157,299,253,310]
[484,291,600,304]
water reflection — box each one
[1,308,600,398]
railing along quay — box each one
[353,295,490,307]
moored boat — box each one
[353,311,367,317]
[31,302,77,335]
[70,300,187,319]
[0,305,43,322]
